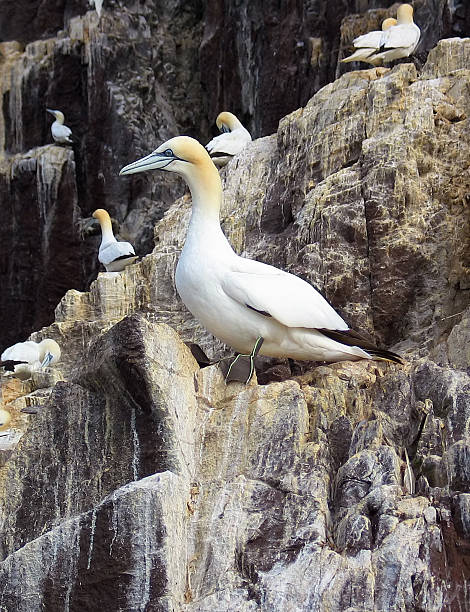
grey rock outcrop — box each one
[0,36,470,610]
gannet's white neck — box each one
[181,160,224,227]
[93,209,117,244]
[178,156,235,257]
[100,223,116,245]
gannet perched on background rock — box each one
[205,112,252,167]
[120,137,402,382]
[92,208,138,272]
[342,18,397,65]
[46,109,73,145]
[1,339,61,380]
[368,4,420,64]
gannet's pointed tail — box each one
[318,328,404,364]
[0,360,26,372]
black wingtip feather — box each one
[318,328,404,365]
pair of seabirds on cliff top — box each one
[0,339,61,381]
[120,136,402,383]
[342,4,420,65]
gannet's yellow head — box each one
[215,111,243,133]
[93,208,112,224]
[0,409,11,431]
[38,339,61,367]
[46,109,65,124]
[397,4,414,24]
[382,17,398,30]
[119,136,213,177]
[120,136,222,207]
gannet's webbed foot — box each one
[187,343,213,368]
[225,337,264,384]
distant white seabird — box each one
[46,109,73,145]
[92,208,138,272]
[342,18,397,65]
[1,339,61,380]
[368,4,420,64]
[120,137,402,382]
[205,111,252,166]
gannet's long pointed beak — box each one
[46,109,56,116]
[119,150,177,176]
[41,352,53,368]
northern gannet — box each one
[368,4,420,64]
[92,208,138,272]
[342,18,397,65]
[120,137,402,382]
[1,339,61,380]
[205,112,252,167]
[46,109,74,145]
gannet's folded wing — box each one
[1,341,40,363]
[352,30,383,48]
[205,133,239,156]
[222,259,348,331]
[99,241,135,265]
[382,24,420,49]
[206,130,251,157]
[52,124,72,141]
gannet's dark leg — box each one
[225,337,264,384]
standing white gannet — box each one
[46,109,74,145]
[205,112,252,167]
[342,18,397,65]
[368,4,420,64]
[1,339,61,380]
[92,208,138,272]
[120,137,402,382]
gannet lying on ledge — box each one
[1,339,61,380]
[342,18,397,65]
[46,109,74,145]
[93,208,138,272]
[205,112,252,167]
[120,137,402,383]
[368,4,420,64]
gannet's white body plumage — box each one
[92,209,138,272]
[1,339,61,380]
[120,137,402,364]
[205,111,252,167]
[46,109,73,144]
[89,0,103,17]
[342,18,397,64]
[368,4,420,64]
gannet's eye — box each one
[162,149,174,157]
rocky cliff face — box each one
[0,28,469,609]
[0,0,467,351]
